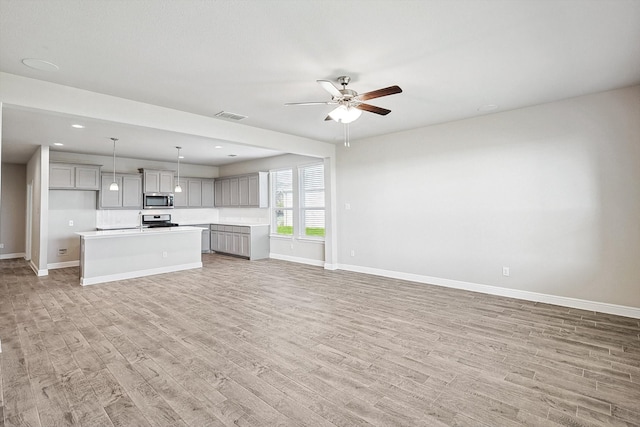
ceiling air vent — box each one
[214,111,248,121]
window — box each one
[272,169,293,235]
[299,163,325,238]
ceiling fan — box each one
[285,76,402,123]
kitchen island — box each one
[76,226,204,285]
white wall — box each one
[0,163,26,258]
[48,190,96,267]
[337,85,640,311]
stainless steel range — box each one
[142,214,179,228]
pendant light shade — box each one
[174,146,182,193]
[109,138,119,191]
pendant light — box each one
[174,146,182,193]
[109,138,119,191]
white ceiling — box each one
[1,0,640,164]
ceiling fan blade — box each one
[285,101,334,106]
[356,103,391,115]
[356,85,402,101]
[317,80,343,98]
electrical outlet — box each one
[162,251,168,258]
[345,203,351,210]
[68,220,74,226]
[58,248,67,256]
[502,267,510,277]
[0,243,4,249]
[350,250,355,257]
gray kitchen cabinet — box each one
[209,223,269,260]
[248,174,262,206]
[229,178,239,206]
[99,175,122,208]
[214,180,223,206]
[50,164,75,188]
[75,165,101,189]
[238,175,249,206]
[141,169,174,193]
[221,179,231,206]
[99,173,143,209]
[50,163,101,190]
[173,178,214,208]
[214,172,268,208]
[188,179,202,207]
[121,175,143,207]
[202,179,215,207]
[173,178,188,207]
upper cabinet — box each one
[214,172,268,208]
[140,169,174,193]
[99,173,143,209]
[50,163,101,190]
[173,178,215,208]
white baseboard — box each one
[269,253,325,267]
[324,263,339,271]
[48,260,80,270]
[0,252,26,260]
[338,263,640,319]
[29,260,48,277]
[81,262,203,286]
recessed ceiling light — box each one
[477,104,499,112]
[214,145,222,149]
[228,154,237,157]
[71,124,85,129]
[21,58,59,71]
[53,143,64,146]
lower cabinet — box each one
[210,224,269,260]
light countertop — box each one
[77,226,205,239]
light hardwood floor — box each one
[1,255,639,426]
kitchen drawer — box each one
[223,225,234,232]
[233,226,250,234]
[210,224,219,231]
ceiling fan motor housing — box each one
[336,88,358,101]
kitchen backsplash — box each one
[96,208,221,228]
[217,208,269,224]
[96,208,269,228]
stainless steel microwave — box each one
[143,193,174,209]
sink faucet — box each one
[138,211,143,230]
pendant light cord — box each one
[110,138,118,190]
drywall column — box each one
[324,156,338,269]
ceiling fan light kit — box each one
[328,104,362,123]
[285,76,402,146]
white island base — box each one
[77,227,203,286]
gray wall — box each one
[48,190,97,267]
[0,163,26,257]
[26,145,49,274]
[337,85,640,309]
